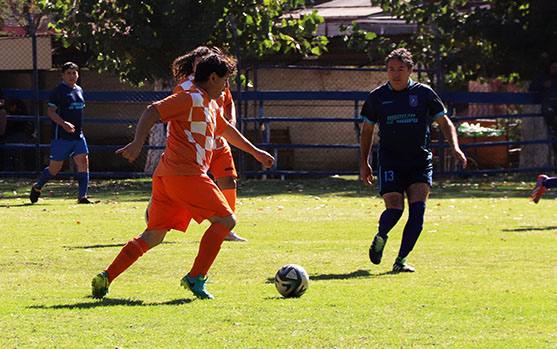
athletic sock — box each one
[77,172,89,199]
[378,208,403,239]
[36,167,53,190]
[221,189,236,212]
[105,237,150,283]
[543,177,557,188]
[189,222,231,278]
[398,201,426,260]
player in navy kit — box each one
[30,62,93,204]
[360,48,466,272]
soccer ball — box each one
[274,264,309,298]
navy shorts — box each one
[50,138,89,161]
[378,163,432,196]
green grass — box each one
[0,176,555,348]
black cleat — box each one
[369,234,387,265]
[78,196,94,204]
[30,186,41,204]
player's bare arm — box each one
[222,125,274,168]
[224,99,236,127]
[436,115,467,168]
[47,105,75,133]
[116,104,161,163]
[359,122,375,185]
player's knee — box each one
[216,214,236,229]
[216,176,236,190]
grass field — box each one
[0,176,555,348]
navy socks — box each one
[36,167,53,190]
[398,201,426,259]
[378,208,403,239]
[77,172,89,199]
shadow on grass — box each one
[63,241,177,250]
[27,297,193,310]
[503,226,557,232]
[265,269,376,284]
[0,175,543,201]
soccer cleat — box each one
[29,186,41,204]
[91,271,110,298]
[369,234,387,265]
[392,257,415,273]
[224,231,247,242]
[78,196,94,204]
[181,273,214,300]
[530,174,549,204]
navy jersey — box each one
[360,79,446,166]
[48,81,85,140]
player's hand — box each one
[360,164,374,186]
[62,121,75,133]
[115,140,143,163]
[453,148,468,169]
[255,149,274,168]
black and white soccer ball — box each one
[274,264,309,298]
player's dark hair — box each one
[385,48,414,69]
[194,54,237,83]
[172,46,213,82]
[62,62,79,72]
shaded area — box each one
[0,174,549,201]
[63,241,177,250]
[503,226,557,232]
[27,297,193,310]
[265,269,373,284]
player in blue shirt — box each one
[360,48,467,272]
[30,62,93,204]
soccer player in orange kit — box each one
[171,46,247,241]
[91,53,274,300]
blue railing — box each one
[0,89,553,178]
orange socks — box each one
[105,237,150,283]
[189,222,231,278]
[221,189,236,212]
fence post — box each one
[26,1,41,174]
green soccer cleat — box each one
[392,257,415,273]
[181,273,214,300]
[369,234,387,265]
[91,271,110,298]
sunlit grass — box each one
[0,176,555,347]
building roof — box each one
[290,0,415,37]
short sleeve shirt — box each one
[360,79,446,166]
[153,85,230,177]
[48,81,85,140]
[174,75,233,149]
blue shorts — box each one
[378,163,432,196]
[50,138,89,161]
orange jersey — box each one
[152,85,230,176]
[174,74,234,150]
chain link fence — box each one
[1,34,555,178]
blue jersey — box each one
[360,79,446,166]
[48,81,85,140]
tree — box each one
[343,0,557,87]
[38,0,329,86]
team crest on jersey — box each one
[409,95,418,107]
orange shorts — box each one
[209,144,237,179]
[146,175,233,232]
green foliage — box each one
[37,0,328,86]
[344,0,557,87]
[0,177,555,347]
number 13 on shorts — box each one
[383,170,394,182]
